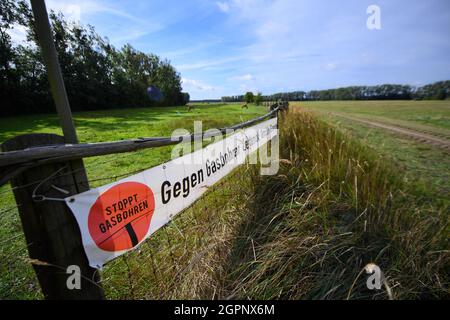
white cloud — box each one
[325,63,337,71]
[46,0,163,44]
[213,1,369,93]
[216,1,230,13]
[239,83,257,93]
[46,0,93,22]
[160,39,223,60]
[182,78,215,91]
[46,0,144,23]
[7,24,27,44]
[230,73,254,81]
[177,56,243,71]
[110,30,153,43]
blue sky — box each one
[12,0,450,99]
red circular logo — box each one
[88,182,155,252]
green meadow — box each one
[293,101,450,197]
[295,100,450,131]
[0,103,267,299]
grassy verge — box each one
[213,110,449,299]
[104,109,449,299]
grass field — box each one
[0,103,266,187]
[295,100,450,131]
[0,103,267,299]
[0,101,448,299]
[292,101,450,198]
[215,110,448,299]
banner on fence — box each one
[65,117,277,268]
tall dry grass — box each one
[101,109,449,299]
[214,110,449,299]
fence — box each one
[0,102,287,299]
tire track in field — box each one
[362,117,450,140]
[330,113,450,153]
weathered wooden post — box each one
[30,0,78,144]
[1,134,105,300]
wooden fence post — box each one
[1,133,105,300]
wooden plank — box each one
[0,110,278,169]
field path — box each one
[331,113,450,153]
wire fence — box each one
[0,103,285,299]
[0,159,254,299]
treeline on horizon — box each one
[221,81,450,102]
[0,0,189,117]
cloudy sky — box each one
[12,0,450,99]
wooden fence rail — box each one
[0,108,281,186]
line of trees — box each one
[221,82,450,103]
[221,95,244,103]
[242,91,262,105]
[0,0,189,117]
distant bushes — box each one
[243,91,254,104]
[415,81,450,100]
[0,0,188,117]
[221,81,450,102]
[180,92,190,105]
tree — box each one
[0,1,188,116]
[0,0,29,115]
[435,89,446,100]
[244,91,254,104]
[254,92,262,105]
[221,95,243,102]
[180,92,190,105]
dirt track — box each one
[331,113,450,153]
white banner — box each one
[65,117,277,268]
